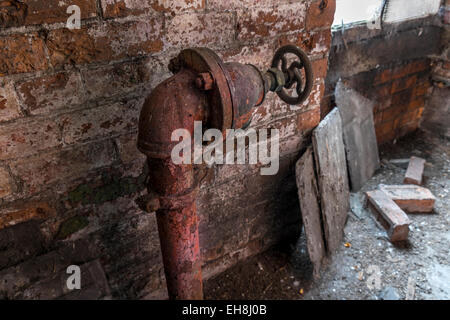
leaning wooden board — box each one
[295,146,326,278]
[313,108,350,254]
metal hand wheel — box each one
[271,45,314,105]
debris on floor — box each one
[404,156,426,185]
[379,184,436,213]
[205,130,449,300]
[365,190,412,242]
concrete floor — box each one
[205,130,450,300]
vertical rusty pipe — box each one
[148,159,202,300]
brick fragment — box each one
[404,156,426,185]
[366,190,411,242]
[379,184,436,213]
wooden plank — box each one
[335,81,380,191]
[295,146,326,278]
[366,190,411,242]
[379,184,436,213]
[312,108,350,254]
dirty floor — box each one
[204,130,449,300]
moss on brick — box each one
[57,216,89,240]
[68,170,147,206]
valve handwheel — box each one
[271,45,314,105]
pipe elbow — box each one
[138,68,207,159]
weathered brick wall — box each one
[0,0,335,299]
[323,15,442,145]
[421,0,450,138]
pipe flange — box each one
[176,48,233,134]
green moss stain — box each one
[68,168,148,206]
[57,216,89,240]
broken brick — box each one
[404,156,426,185]
[379,184,436,213]
[366,190,411,242]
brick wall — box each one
[421,0,450,138]
[0,0,335,299]
[323,14,442,145]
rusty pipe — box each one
[137,46,313,300]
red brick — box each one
[9,140,117,195]
[366,190,411,242]
[413,81,431,98]
[22,0,97,25]
[16,72,86,115]
[0,118,61,160]
[61,100,140,145]
[372,83,393,98]
[311,58,329,82]
[81,61,150,100]
[166,12,235,48]
[0,80,21,122]
[391,75,417,94]
[391,89,412,109]
[379,184,436,213]
[297,106,321,132]
[237,2,307,41]
[398,110,419,127]
[408,96,425,112]
[306,0,336,31]
[0,166,13,198]
[404,156,426,186]
[0,33,48,75]
[374,69,393,85]
[0,201,56,230]
[46,18,164,68]
[393,60,429,79]
[382,104,408,122]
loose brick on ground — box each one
[366,190,411,242]
[404,156,426,185]
[379,184,436,213]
